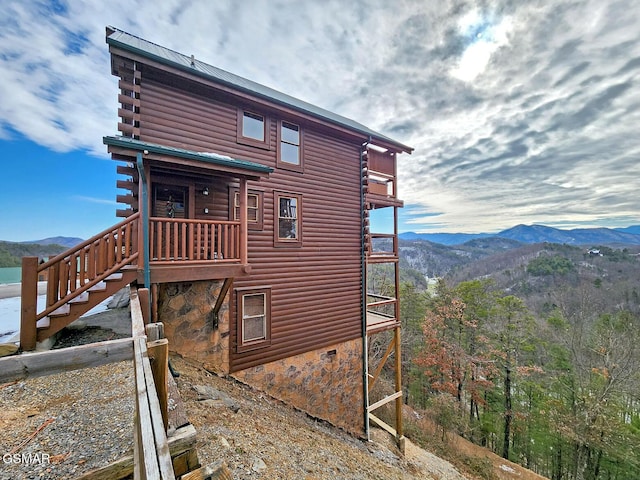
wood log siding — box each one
[149,218,241,262]
[137,75,364,372]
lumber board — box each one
[180,460,232,480]
[0,338,133,383]
[75,425,196,480]
[369,413,398,437]
[134,337,162,479]
[367,391,402,412]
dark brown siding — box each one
[138,76,364,372]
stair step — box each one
[89,281,107,292]
[105,273,123,282]
[50,304,70,317]
[36,317,51,329]
[70,292,89,304]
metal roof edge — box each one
[106,27,413,154]
[103,136,273,174]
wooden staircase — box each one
[21,214,140,350]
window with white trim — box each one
[237,109,270,149]
[229,188,263,230]
[237,287,271,351]
[277,121,303,171]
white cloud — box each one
[0,0,638,233]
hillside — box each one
[172,355,545,480]
[400,224,640,246]
[445,242,640,317]
[0,241,68,268]
[397,237,524,278]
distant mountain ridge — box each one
[23,237,84,248]
[400,224,640,246]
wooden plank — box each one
[133,337,161,480]
[367,390,402,412]
[148,338,169,431]
[131,287,147,337]
[369,413,397,437]
[0,338,133,383]
[139,337,175,479]
[180,461,233,480]
[76,425,197,480]
[167,372,190,431]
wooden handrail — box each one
[37,213,140,272]
[36,254,138,322]
[21,214,140,350]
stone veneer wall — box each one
[157,280,230,374]
[232,337,365,436]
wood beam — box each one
[0,338,133,383]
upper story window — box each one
[274,191,302,246]
[237,109,270,149]
[277,121,303,172]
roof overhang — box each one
[106,27,413,155]
[103,136,273,180]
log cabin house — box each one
[20,27,413,439]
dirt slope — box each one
[171,355,468,480]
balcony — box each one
[145,217,250,283]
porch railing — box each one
[149,217,241,263]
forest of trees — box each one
[383,243,640,480]
[0,241,67,267]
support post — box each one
[20,257,39,351]
[139,287,150,325]
[239,177,248,266]
[394,327,403,439]
[148,338,169,432]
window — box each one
[237,287,271,351]
[229,188,264,230]
[237,109,270,149]
[274,192,302,246]
[277,121,303,172]
[153,184,187,218]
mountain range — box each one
[400,224,640,246]
[24,236,84,248]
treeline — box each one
[395,266,640,478]
[0,241,66,267]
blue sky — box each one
[0,0,639,242]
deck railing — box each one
[368,233,398,258]
[149,217,241,263]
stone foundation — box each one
[233,338,365,436]
[157,281,230,374]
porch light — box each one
[202,187,209,195]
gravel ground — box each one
[0,340,134,480]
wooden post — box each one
[20,257,39,351]
[148,338,169,432]
[139,288,150,325]
[394,327,403,439]
[239,177,248,265]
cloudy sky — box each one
[0,0,638,241]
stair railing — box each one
[21,213,140,350]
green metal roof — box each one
[106,27,413,153]
[103,136,274,174]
